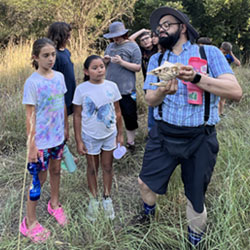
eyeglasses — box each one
[156,21,181,34]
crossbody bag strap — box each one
[199,46,210,123]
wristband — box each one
[191,73,201,84]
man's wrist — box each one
[157,87,168,102]
[191,73,202,84]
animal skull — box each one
[148,61,182,87]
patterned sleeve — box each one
[22,79,36,105]
[59,72,67,94]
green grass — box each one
[0,43,249,249]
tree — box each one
[184,0,250,62]
[130,0,250,63]
[0,0,136,50]
[68,0,137,51]
[1,0,250,62]
[128,0,183,32]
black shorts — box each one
[139,122,219,213]
[119,94,138,131]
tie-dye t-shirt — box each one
[23,71,67,149]
[73,80,122,139]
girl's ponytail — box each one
[84,75,90,81]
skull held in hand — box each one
[148,61,182,87]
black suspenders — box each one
[199,46,210,123]
[157,46,210,124]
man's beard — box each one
[159,27,181,51]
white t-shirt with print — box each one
[73,80,122,139]
[22,71,67,149]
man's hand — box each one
[145,78,178,107]
[177,65,196,82]
[158,78,178,95]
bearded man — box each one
[134,6,242,248]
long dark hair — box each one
[47,22,72,49]
[83,55,103,81]
[32,38,55,69]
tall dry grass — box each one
[0,42,249,250]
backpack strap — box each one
[199,46,210,123]
[157,53,164,82]
[158,53,164,65]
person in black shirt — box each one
[48,22,76,116]
[130,29,158,80]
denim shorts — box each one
[38,142,64,171]
[82,131,117,155]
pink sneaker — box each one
[19,217,50,243]
[47,200,68,226]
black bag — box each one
[157,121,206,159]
[155,46,210,159]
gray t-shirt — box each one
[105,41,142,95]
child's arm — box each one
[73,104,87,155]
[25,105,39,162]
[129,28,151,42]
[230,51,241,66]
[114,101,124,146]
[64,104,69,142]
[111,55,141,72]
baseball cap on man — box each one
[103,21,129,39]
[150,7,199,43]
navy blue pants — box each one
[139,122,219,213]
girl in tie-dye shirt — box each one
[20,38,69,243]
